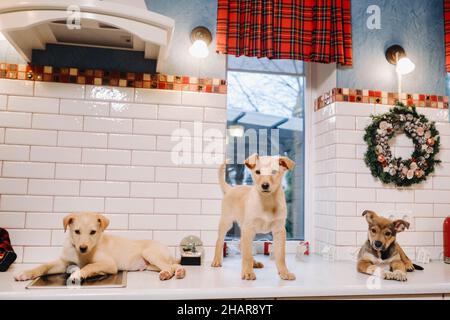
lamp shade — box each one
[396,57,415,75]
[189,39,209,58]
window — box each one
[225,55,305,240]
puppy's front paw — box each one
[14,270,36,281]
[381,270,394,280]
[241,270,256,280]
[392,270,407,282]
[279,271,296,281]
[211,259,222,268]
[175,267,186,279]
[159,270,173,281]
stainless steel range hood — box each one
[0,0,175,71]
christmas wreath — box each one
[364,102,441,187]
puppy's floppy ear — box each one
[393,219,409,233]
[96,214,110,231]
[63,213,77,232]
[245,153,259,169]
[362,210,378,224]
[279,156,295,171]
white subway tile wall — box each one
[314,102,450,260]
[0,80,226,263]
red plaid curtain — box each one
[216,0,353,66]
[445,0,450,72]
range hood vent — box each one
[0,0,175,72]
[98,23,120,30]
[49,22,134,49]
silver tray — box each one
[26,271,127,289]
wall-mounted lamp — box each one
[189,26,212,59]
[385,45,415,97]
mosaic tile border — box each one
[315,88,449,111]
[0,63,227,94]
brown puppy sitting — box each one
[357,210,423,281]
[212,154,296,281]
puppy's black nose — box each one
[79,245,88,253]
[261,183,270,190]
[374,241,382,248]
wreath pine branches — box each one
[364,102,441,187]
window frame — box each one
[303,63,313,247]
[225,56,312,243]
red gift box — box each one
[0,228,17,272]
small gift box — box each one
[296,241,310,260]
[0,228,17,272]
[263,241,272,256]
[223,240,240,257]
[298,241,310,255]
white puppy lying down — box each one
[15,212,185,282]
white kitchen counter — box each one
[0,255,449,300]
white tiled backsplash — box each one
[3,79,449,264]
[0,79,226,263]
[313,102,450,260]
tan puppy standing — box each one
[212,154,296,281]
[15,212,185,282]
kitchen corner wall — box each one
[313,102,450,260]
[338,0,446,96]
[312,0,449,260]
[0,79,226,263]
